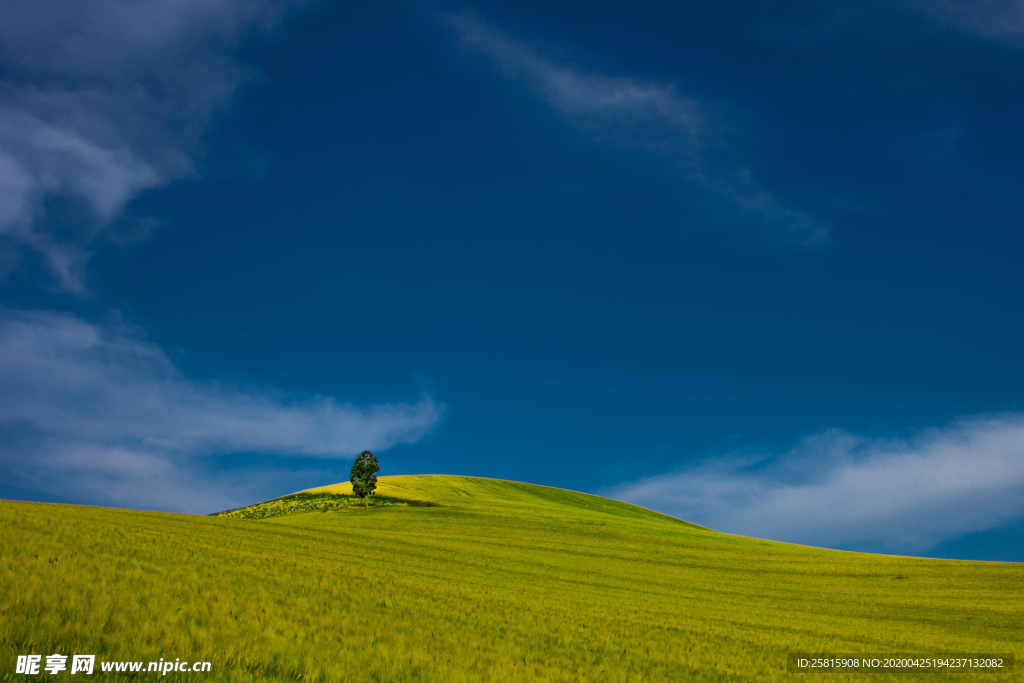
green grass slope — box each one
[305,474,695,524]
[1,475,1021,682]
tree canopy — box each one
[350,451,379,508]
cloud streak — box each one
[0,0,301,291]
[608,417,1024,554]
[913,0,1024,44]
[0,310,443,512]
[449,13,827,245]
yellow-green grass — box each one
[1,475,1021,682]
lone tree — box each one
[350,450,379,509]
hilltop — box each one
[1,475,1021,682]
[218,475,694,524]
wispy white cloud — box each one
[3,438,329,514]
[608,417,1024,554]
[913,0,1024,44]
[448,13,827,245]
[0,310,443,512]
[0,0,304,291]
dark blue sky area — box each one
[1,0,1022,560]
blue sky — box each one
[1,0,1023,561]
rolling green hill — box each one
[1,475,1021,682]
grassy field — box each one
[1,475,1021,682]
